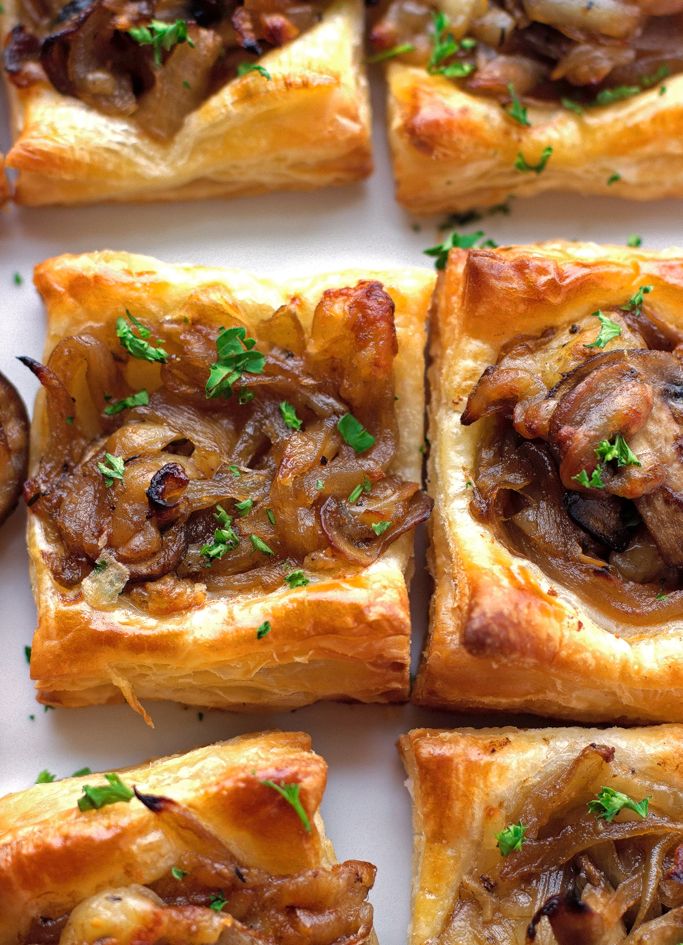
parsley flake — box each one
[210,894,227,912]
[103,389,149,416]
[13,271,23,286]
[572,467,606,490]
[585,311,622,349]
[348,476,372,504]
[77,773,134,812]
[496,822,526,856]
[237,62,271,79]
[625,284,653,313]
[627,234,642,248]
[607,172,621,185]
[36,769,56,783]
[129,19,195,66]
[72,767,92,777]
[206,326,265,399]
[280,401,302,431]
[93,559,108,573]
[284,569,309,588]
[238,388,255,404]
[561,97,584,115]
[201,506,239,564]
[427,12,475,79]
[257,620,271,639]
[505,83,530,126]
[315,478,324,491]
[97,453,125,488]
[337,413,375,453]
[595,434,641,468]
[588,786,650,822]
[235,498,253,516]
[229,465,241,477]
[367,42,415,63]
[266,508,276,525]
[424,229,493,269]
[250,534,274,555]
[261,779,311,832]
[371,520,392,536]
[116,311,167,363]
[24,645,31,664]
[515,146,553,175]
[171,866,188,880]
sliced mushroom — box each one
[0,371,29,528]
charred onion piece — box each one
[0,370,29,527]
[527,888,605,944]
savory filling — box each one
[0,369,28,527]
[370,0,682,111]
[22,280,430,614]
[445,742,683,944]
[3,0,328,139]
[462,285,683,624]
[23,776,375,944]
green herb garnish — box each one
[250,534,274,556]
[209,894,227,912]
[572,467,606,490]
[595,434,641,468]
[103,389,149,416]
[36,770,56,783]
[93,559,107,573]
[505,83,530,126]
[261,779,311,832]
[588,786,650,822]
[72,767,92,777]
[427,12,475,78]
[171,866,188,880]
[97,453,125,487]
[585,311,622,349]
[200,505,239,564]
[206,326,265,399]
[496,822,526,856]
[627,234,642,248]
[77,773,134,811]
[24,645,31,664]
[625,284,653,314]
[238,388,255,404]
[561,97,584,115]
[235,498,253,516]
[367,42,415,64]
[337,413,375,453]
[607,172,621,185]
[371,521,392,536]
[129,19,195,66]
[515,146,553,175]
[424,229,492,270]
[116,311,167,362]
[257,620,271,639]
[348,476,372,504]
[237,63,271,79]
[284,569,309,588]
[280,401,302,431]
[13,271,23,286]
[266,508,276,525]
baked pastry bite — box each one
[24,250,433,719]
[417,241,683,723]
[1,0,371,205]
[0,729,378,945]
[369,1,683,214]
[400,724,683,945]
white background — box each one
[0,77,681,943]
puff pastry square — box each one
[416,241,683,723]
[1,0,371,205]
[26,251,434,719]
[400,724,683,945]
[0,730,378,944]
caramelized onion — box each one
[0,370,29,527]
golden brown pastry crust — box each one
[0,730,375,944]
[399,724,683,945]
[386,64,683,213]
[28,250,434,717]
[1,0,371,205]
[415,241,683,723]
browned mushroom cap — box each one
[0,371,29,527]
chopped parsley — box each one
[594,65,669,107]
[424,229,496,270]
[266,508,276,525]
[337,413,375,453]
[77,773,134,812]
[627,234,642,248]
[129,19,195,66]
[237,63,271,79]
[256,620,271,639]
[348,476,372,504]
[238,388,255,404]
[561,97,584,115]
[625,284,653,314]
[206,326,265,399]
[656,590,669,601]
[97,453,125,487]
[279,401,302,431]
[171,866,188,880]
[13,271,23,286]
[36,770,56,783]
[371,521,392,536]
[234,498,253,516]
[367,42,415,63]
[103,389,149,416]
[585,311,622,349]
[200,505,239,564]
[496,822,526,856]
[250,534,274,555]
[284,569,309,588]
[587,786,650,822]
[93,559,108,573]
[427,12,475,79]
[607,172,621,186]
[261,779,311,832]
[229,465,241,477]
[315,479,324,490]
[595,434,641,468]
[505,83,530,127]
[72,767,92,777]
[116,311,167,362]
[209,894,227,912]
[24,645,31,664]
[515,146,553,175]
[572,467,606,490]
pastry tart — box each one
[0,729,378,945]
[417,241,683,723]
[400,724,683,945]
[24,250,433,720]
[369,1,683,214]
[0,0,371,205]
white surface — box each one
[1,76,682,943]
